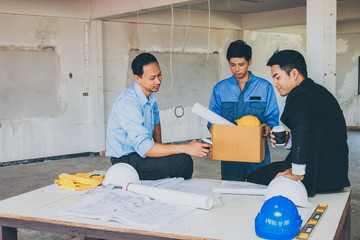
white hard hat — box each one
[102,163,140,187]
[264,176,314,208]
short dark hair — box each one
[226,40,252,62]
[131,53,158,77]
[267,50,308,78]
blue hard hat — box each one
[255,196,302,240]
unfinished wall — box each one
[102,9,241,143]
[246,22,360,128]
[126,50,219,109]
[0,11,105,163]
[244,26,306,123]
[0,49,59,120]
[336,20,360,127]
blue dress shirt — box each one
[106,82,160,158]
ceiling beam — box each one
[242,6,306,30]
[242,0,360,30]
[337,0,360,22]
[110,8,243,30]
[90,0,207,20]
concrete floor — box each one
[0,130,359,239]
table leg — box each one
[335,197,351,240]
[0,226,17,240]
[338,207,351,240]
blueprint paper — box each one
[213,188,267,195]
[60,178,224,227]
[213,182,267,195]
[60,188,194,229]
[128,183,214,210]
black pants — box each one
[110,152,193,180]
[246,159,291,185]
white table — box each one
[0,181,350,240]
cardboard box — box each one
[210,125,265,163]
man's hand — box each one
[276,168,304,181]
[185,140,211,157]
[145,140,211,158]
[269,130,290,148]
[261,124,271,137]
[269,130,276,147]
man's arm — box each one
[276,90,310,180]
[287,90,311,167]
[276,168,304,181]
[153,123,162,143]
[145,140,211,158]
[148,116,210,158]
[120,101,211,158]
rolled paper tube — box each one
[212,187,267,195]
[192,103,235,126]
[127,183,214,210]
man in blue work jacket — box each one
[208,40,279,181]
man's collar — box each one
[230,71,253,83]
[134,82,156,106]
[248,71,254,82]
[295,76,308,87]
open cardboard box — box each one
[210,124,265,163]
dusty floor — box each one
[0,130,359,239]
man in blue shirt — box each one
[208,40,279,181]
[106,53,211,180]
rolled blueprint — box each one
[127,183,214,210]
[212,187,267,195]
[192,103,235,126]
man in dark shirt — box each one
[247,50,350,196]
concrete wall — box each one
[244,27,306,122]
[247,21,360,127]
[102,10,241,143]
[0,2,105,163]
[336,20,360,127]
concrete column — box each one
[88,20,106,152]
[306,0,337,95]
